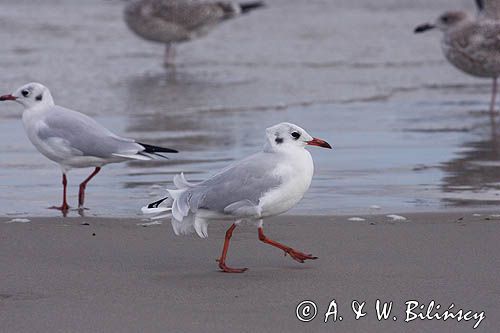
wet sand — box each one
[1,213,499,332]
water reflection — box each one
[441,111,500,206]
[4,0,500,217]
[120,72,284,190]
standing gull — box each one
[0,82,178,213]
[124,0,265,66]
[415,0,500,113]
[143,122,332,273]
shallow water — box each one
[1,0,500,217]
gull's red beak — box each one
[0,94,17,101]
[307,137,332,149]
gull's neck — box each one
[22,98,55,113]
[263,142,308,156]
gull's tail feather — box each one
[239,1,265,14]
[194,216,209,238]
[142,174,205,237]
[140,189,187,223]
[173,172,197,189]
[170,212,207,238]
[113,153,152,161]
[171,214,196,236]
[169,173,209,237]
[141,196,173,221]
[167,188,190,221]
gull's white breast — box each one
[22,107,65,163]
[259,149,314,217]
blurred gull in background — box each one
[415,0,500,113]
[124,0,265,66]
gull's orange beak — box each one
[0,94,17,101]
[307,137,332,149]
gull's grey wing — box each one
[182,152,283,215]
[456,22,500,50]
[37,106,143,158]
[223,199,261,217]
[151,0,233,31]
[476,0,500,20]
[444,21,500,75]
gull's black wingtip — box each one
[147,197,168,209]
[240,1,265,14]
[138,142,178,154]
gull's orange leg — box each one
[78,167,101,208]
[216,224,248,273]
[258,227,318,263]
[49,173,69,214]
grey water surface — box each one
[1,0,499,217]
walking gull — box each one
[124,0,265,66]
[143,122,332,273]
[415,0,500,113]
[0,82,178,213]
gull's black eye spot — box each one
[441,15,449,23]
[275,137,283,144]
[291,131,301,140]
[35,94,43,101]
[21,90,30,97]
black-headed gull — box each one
[415,0,500,113]
[0,82,178,213]
[124,0,265,66]
[143,122,331,273]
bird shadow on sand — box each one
[0,291,47,302]
[151,264,316,283]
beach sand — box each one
[1,213,498,332]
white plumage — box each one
[0,82,178,212]
[143,122,332,272]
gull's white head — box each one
[435,11,470,31]
[414,11,470,34]
[0,82,54,108]
[264,122,332,152]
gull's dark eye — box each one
[291,131,301,140]
[441,16,449,23]
[21,89,30,97]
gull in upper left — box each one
[0,82,178,213]
[124,0,265,66]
